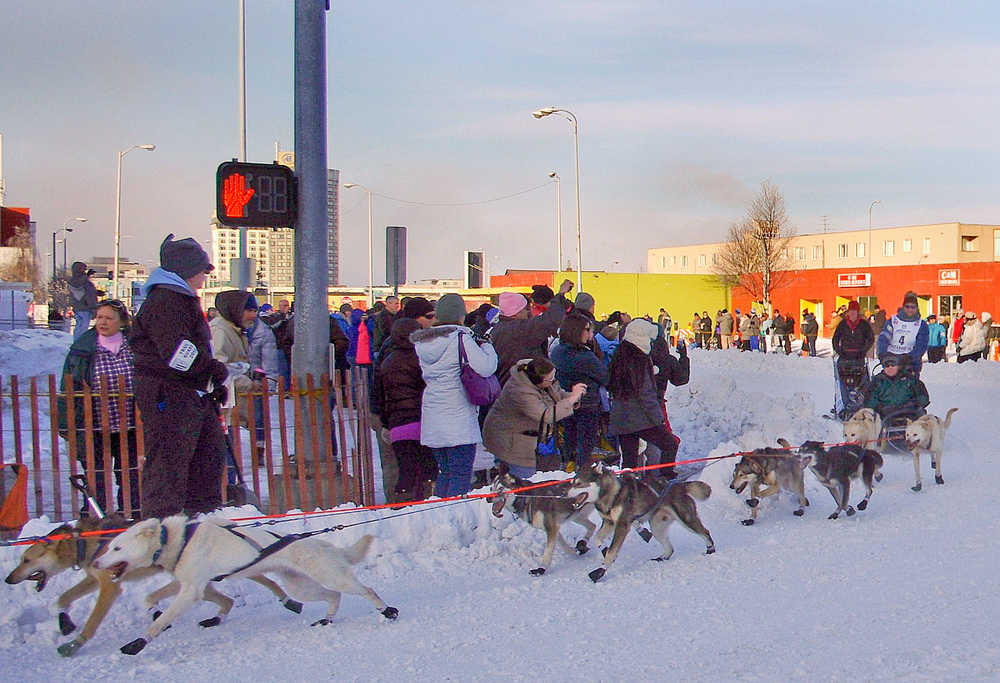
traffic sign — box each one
[215,160,297,227]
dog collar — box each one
[151,524,168,566]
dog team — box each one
[4,403,956,658]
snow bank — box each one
[3,344,1000,680]
[0,329,72,386]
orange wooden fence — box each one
[0,367,376,522]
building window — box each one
[856,242,865,258]
[812,245,822,260]
[903,238,912,253]
[795,247,805,260]
[838,243,848,258]
[711,253,718,265]
[923,237,931,255]
[883,240,895,257]
[670,256,677,265]
[962,235,979,252]
[681,255,688,268]
[660,257,666,268]
[698,254,706,266]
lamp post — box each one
[343,183,374,306]
[867,200,880,268]
[114,144,155,298]
[53,217,86,279]
[533,106,582,292]
[548,171,562,271]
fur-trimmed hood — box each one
[409,324,471,363]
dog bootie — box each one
[120,638,147,655]
[58,612,76,636]
[381,606,399,620]
[57,639,84,658]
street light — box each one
[52,217,86,279]
[867,200,880,268]
[114,144,155,298]
[548,171,562,271]
[343,182,374,306]
[534,106,583,292]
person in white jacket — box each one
[411,293,498,497]
[957,311,986,363]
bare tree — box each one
[712,181,795,313]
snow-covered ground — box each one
[3,335,1000,681]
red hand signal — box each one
[223,173,255,218]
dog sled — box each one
[830,356,870,421]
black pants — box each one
[617,425,678,475]
[958,352,980,364]
[77,429,140,515]
[392,439,438,499]
[927,346,946,363]
[136,379,227,519]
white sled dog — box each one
[905,408,959,491]
[491,468,596,575]
[843,408,882,450]
[93,516,398,655]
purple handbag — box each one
[458,333,500,406]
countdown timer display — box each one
[215,160,297,227]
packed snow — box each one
[2,330,999,681]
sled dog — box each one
[3,516,295,657]
[567,463,714,583]
[843,408,882,450]
[729,441,810,525]
[798,441,884,519]
[905,408,959,491]
[490,467,596,575]
[93,516,398,655]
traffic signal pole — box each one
[292,0,330,469]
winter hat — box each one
[903,291,918,307]
[484,306,500,325]
[982,312,992,323]
[259,303,274,314]
[574,292,595,313]
[530,284,555,305]
[160,233,213,278]
[244,293,258,311]
[498,292,528,317]
[401,296,434,320]
[435,293,467,325]
[965,311,976,320]
[847,300,860,313]
[71,261,88,277]
[927,314,936,321]
[622,319,658,355]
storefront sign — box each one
[837,272,870,288]
[939,269,960,286]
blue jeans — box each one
[73,310,92,339]
[562,410,600,467]
[501,461,535,479]
[430,444,476,497]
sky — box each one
[2,0,999,286]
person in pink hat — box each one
[491,279,574,386]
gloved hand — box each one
[209,384,228,406]
[676,339,687,357]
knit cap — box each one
[435,293,467,325]
[498,292,528,317]
[622,319,658,355]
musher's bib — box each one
[887,317,921,355]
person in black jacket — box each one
[129,235,227,519]
[374,318,437,502]
[832,301,875,361]
[801,309,819,357]
[645,327,689,470]
[550,313,608,470]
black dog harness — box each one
[152,522,201,570]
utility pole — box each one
[292,0,330,468]
[233,0,252,291]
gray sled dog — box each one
[729,440,810,525]
[567,463,715,583]
[3,516,295,657]
[797,441,884,519]
[490,468,596,576]
[93,516,398,655]
[904,408,959,491]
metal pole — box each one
[236,0,250,291]
[62,235,67,277]
[113,150,123,299]
[570,113,582,293]
[292,0,330,389]
[867,200,879,268]
[51,232,56,280]
[552,173,562,271]
[367,188,373,307]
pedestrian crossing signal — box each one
[215,160,297,228]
